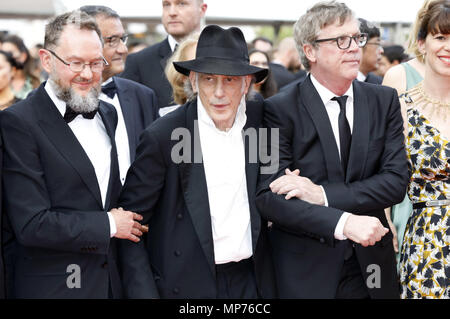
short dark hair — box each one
[44,10,102,50]
[79,5,120,19]
[359,18,380,40]
[382,45,409,63]
[417,0,450,40]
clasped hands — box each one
[109,207,148,243]
[269,168,389,247]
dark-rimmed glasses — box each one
[47,49,108,73]
[103,34,129,48]
[314,33,368,50]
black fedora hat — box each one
[173,25,268,83]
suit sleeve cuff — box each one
[334,212,350,240]
[320,185,329,207]
[107,212,117,238]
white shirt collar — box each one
[310,74,354,105]
[102,77,114,86]
[44,80,67,117]
[197,95,247,134]
[357,71,367,82]
[167,35,179,53]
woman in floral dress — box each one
[399,0,450,298]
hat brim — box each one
[173,57,268,83]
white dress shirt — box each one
[45,81,116,236]
[100,77,131,185]
[197,96,253,264]
[357,71,367,82]
[310,74,354,240]
[167,34,179,53]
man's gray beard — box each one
[48,77,100,113]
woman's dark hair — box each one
[248,49,278,98]
[382,45,409,64]
[2,34,40,88]
[0,50,19,69]
[418,0,450,40]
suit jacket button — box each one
[174,250,181,257]
[176,214,183,220]
[320,238,325,244]
[173,287,179,294]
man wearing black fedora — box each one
[118,25,277,298]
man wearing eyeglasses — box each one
[80,6,158,186]
[357,18,384,84]
[256,1,408,298]
[0,11,146,298]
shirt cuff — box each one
[107,211,117,238]
[320,185,329,207]
[334,212,350,240]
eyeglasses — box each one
[47,49,108,73]
[103,34,129,48]
[314,33,368,50]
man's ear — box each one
[39,49,52,74]
[303,43,317,65]
[243,75,252,94]
[189,71,197,93]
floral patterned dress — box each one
[399,90,450,298]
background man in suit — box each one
[257,1,408,299]
[121,0,207,111]
[357,18,384,84]
[270,37,299,89]
[118,25,276,299]
[80,5,158,185]
[0,11,144,298]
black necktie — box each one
[64,106,97,123]
[331,95,351,176]
[101,80,117,99]
[174,43,179,52]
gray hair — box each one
[44,10,103,50]
[293,1,355,71]
[79,5,120,19]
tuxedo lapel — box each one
[178,101,216,278]
[98,101,120,210]
[300,77,344,182]
[243,101,261,252]
[35,86,103,208]
[346,81,369,182]
[114,77,138,162]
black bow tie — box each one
[64,107,97,123]
[101,80,117,99]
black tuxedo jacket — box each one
[121,38,173,110]
[118,97,277,299]
[256,76,409,298]
[365,72,383,84]
[269,62,296,90]
[113,76,158,162]
[0,84,123,298]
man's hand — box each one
[109,208,147,243]
[269,168,325,205]
[343,214,389,247]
